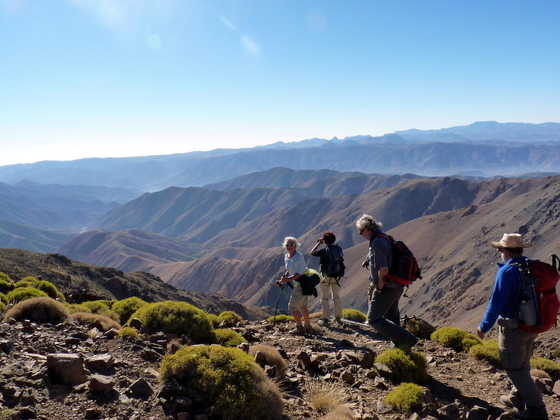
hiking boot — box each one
[514,406,549,420]
[500,391,524,411]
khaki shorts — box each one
[288,284,308,313]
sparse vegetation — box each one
[341,308,367,323]
[385,382,428,412]
[6,287,48,304]
[118,327,140,340]
[112,297,148,324]
[217,310,243,327]
[267,314,294,323]
[0,302,5,313]
[4,297,68,324]
[71,312,121,331]
[375,348,428,383]
[468,341,501,367]
[0,408,18,420]
[249,344,288,378]
[213,329,246,347]
[531,357,560,380]
[0,293,7,304]
[306,380,347,414]
[160,345,284,420]
[431,327,481,352]
[130,301,214,343]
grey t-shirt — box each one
[369,235,395,287]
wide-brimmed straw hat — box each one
[490,233,532,249]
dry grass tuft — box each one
[249,344,288,378]
[306,380,347,414]
[319,404,354,419]
[4,297,68,324]
[70,312,121,331]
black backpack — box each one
[324,245,345,278]
[297,269,321,296]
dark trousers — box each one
[499,324,545,409]
[367,284,417,348]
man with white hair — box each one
[278,236,312,334]
[356,214,418,350]
[477,233,548,420]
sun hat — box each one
[490,233,532,249]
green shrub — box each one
[0,302,5,313]
[531,358,560,380]
[130,301,214,343]
[375,348,428,383]
[15,276,39,288]
[112,297,148,324]
[160,345,284,420]
[385,382,428,412]
[66,303,92,314]
[214,329,246,347]
[469,341,501,367]
[79,300,120,321]
[341,308,366,323]
[0,293,7,305]
[6,287,48,304]
[430,327,481,352]
[4,297,68,324]
[267,314,294,323]
[402,316,436,339]
[71,312,121,331]
[0,273,14,293]
[550,349,560,360]
[218,311,243,327]
[34,280,64,301]
[208,313,220,327]
[118,327,139,340]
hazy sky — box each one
[1,0,559,166]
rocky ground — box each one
[0,316,559,420]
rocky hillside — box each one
[0,249,264,320]
[1,312,559,419]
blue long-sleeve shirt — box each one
[479,257,525,333]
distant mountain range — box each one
[1,122,560,191]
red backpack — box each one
[377,233,422,286]
[518,255,560,334]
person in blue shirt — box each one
[477,233,548,420]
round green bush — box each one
[0,273,14,293]
[341,308,367,323]
[15,276,39,288]
[130,301,214,343]
[385,382,428,412]
[0,293,7,305]
[207,313,220,328]
[430,327,481,352]
[214,329,247,347]
[4,297,69,324]
[0,302,5,313]
[7,287,47,304]
[375,348,428,383]
[160,345,284,419]
[34,280,64,300]
[112,297,148,324]
[217,311,243,327]
[79,300,119,321]
[468,341,501,367]
[267,314,294,323]
[531,357,560,380]
[71,312,121,331]
[118,327,140,340]
[66,303,92,314]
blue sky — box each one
[1,0,559,166]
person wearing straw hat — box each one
[477,233,548,420]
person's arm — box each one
[478,266,519,336]
[372,238,390,289]
[310,239,323,256]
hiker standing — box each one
[356,214,418,350]
[278,237,312,334]
[310,231,344,326]
[477,234,549,420]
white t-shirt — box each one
[284,251,306,276]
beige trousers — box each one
[320,276,342,319]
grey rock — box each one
[466,405,489,420]
[46,353,88,386]
[126,378,153,399]
[85,354,113,372]
[89,374,115,393]
[85,407,103,419]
